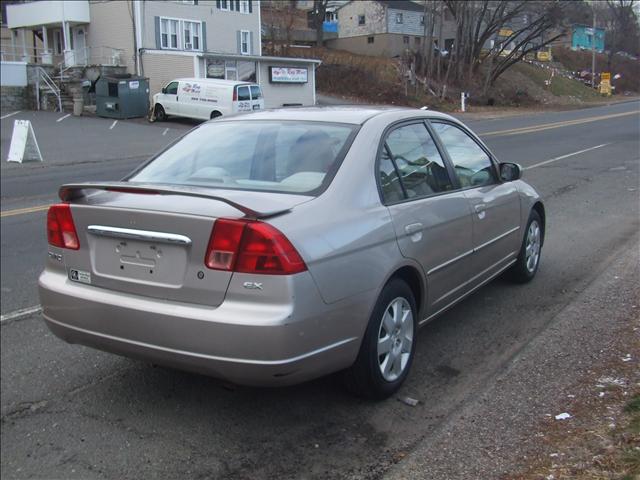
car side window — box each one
[379,148,405,203]
[383,123,453,200]
[165,82,178,95]
[431,122,497,188]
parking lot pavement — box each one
[0,110,192,170]
[0,101,638,479]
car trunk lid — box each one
[60,183,312,307]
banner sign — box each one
[269,67,308,84]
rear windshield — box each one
[129,121,358,195]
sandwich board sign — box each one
[7,120,43,163]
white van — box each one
[152,78,265,121]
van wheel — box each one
[210,111,222,120]
[343,278,417,399]
[155,104,167,122]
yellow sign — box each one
[499,28,513,37]
[600,80,612,96]
[536,50,552,62]
[601,72,611,81]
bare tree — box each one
[604,0,640,68]
[441,1,566,91]
[311,0,329,47]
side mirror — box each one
[500,162,522,182]
[161,87,167,94]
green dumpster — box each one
[96,75,150,119]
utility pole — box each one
[591,5,596,88]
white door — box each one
[73,27,87,65]
[249,85,264,111]
[161,81,180,115]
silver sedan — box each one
[39,106,545,399]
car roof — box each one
[214,105,457,125]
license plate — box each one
[91,237,187,286]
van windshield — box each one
[129,121,358,195]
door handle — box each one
[474,203,487,219]
[405,223,423,234]
[405,223,423,242]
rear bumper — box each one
[38,270,363,386]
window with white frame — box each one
[220,0,229,10]
[160,17,202,51]
[240,30,250,55]
[183,20,201,50]
[239,0,250,14]
[160,18,180,49]
[396,13,403,24]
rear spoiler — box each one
[58,182,291,219]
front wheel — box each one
[154,104,167,122]
[509,210,543,283]
[343,279,417,399]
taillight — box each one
[205,219,306,275]
[232,87,237,101]
[47,204,80,250]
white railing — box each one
[57,46,125,81]
[35,66,62,112]
[0,44,124,68]
[0,44,57,64]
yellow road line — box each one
[0,204,50,218]
[481,110,639,137]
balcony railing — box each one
[0,44,125,68]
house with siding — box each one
[326,0,456,58]
[3,0,320,111]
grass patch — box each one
[624,395,640,413]
[512,62,602,102]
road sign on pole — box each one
[599,72,612,96]
[7,120,43,163]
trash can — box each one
[96,75,150,119]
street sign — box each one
[537,50,552,62]
[601,72,611,81]
[7,120,43,163]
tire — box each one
[343,278,417,400]
[154,104,167,122]
[509,210,543,283]
[210,110,222,120]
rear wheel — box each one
[210,110,222,120]
[343,278,417,399]
[154,104,167,122]
[509,210,542,283]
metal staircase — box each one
[35,66,63,112]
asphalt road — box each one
[1,101,639,479]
